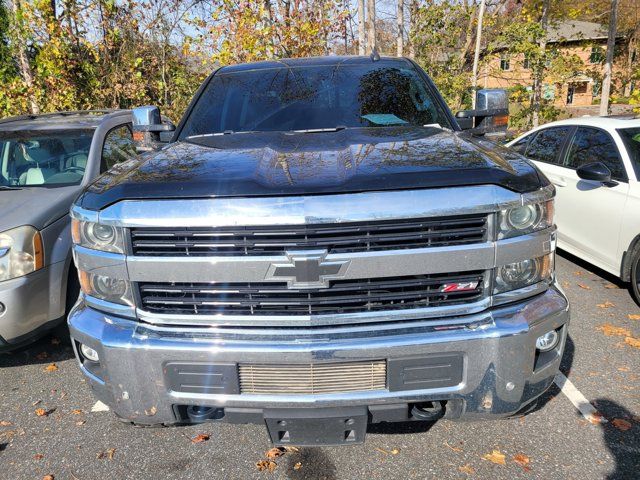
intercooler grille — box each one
[137,271,485,316]
[238,361,387,395]
[129,215,488,257]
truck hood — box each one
[77,126,545,211]
[0,185,81,232]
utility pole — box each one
[600,0,619,116]
[397,0,404,56]
[358,0,366,54]
[366,0,376,52]
[471,0,486,109]
[532,0,550,128]
[11,0,39,114]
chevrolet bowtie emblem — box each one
[266,250,350,288]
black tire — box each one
[630,248,640,307]
[52,268,80,344]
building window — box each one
[500,56,510,71]
[523,55,531,69]
[590,46,605,64]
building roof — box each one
[0,110,130,132]
[546,20,611,43]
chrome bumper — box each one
[68,285,569,425]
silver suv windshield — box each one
[0,129,94,188]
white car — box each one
[507,117,640,305]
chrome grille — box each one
[130,215,488,257]
[239,361,387,395]
[137,271,485,316]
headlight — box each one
[78,271,133,306]
[494,253,554,294]
[71,219,125,253]
[0,226,44,281]
[498,200,554,239]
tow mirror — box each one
[577,162,614,185]
[132,106,176,152]
[456,89,509,135]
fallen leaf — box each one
[34,453,44,460]
[577,283,591,290]
[596,301,615,309]
[444,440,463,452]
[604,283,619,289]
[598,324,632,337]
[588,412,606,424]
[96,448,116,460]
[266,447,286,459]
[71,409,82,415]
[375,447,389,455]
[191,433,210,443]
[390,448,400,455]
[624,337,640,349]
[574,271,584,276]
[459,465,475,475]
[618,366,630,372]
[482,450,506,465]
[43,476,54,480]
[284,446,299,453]
[0,421,12,426]
[513,453,531,468]
[75,420,85,426]
[293,462,302,470]
[256,460,277,472]
[629,314,640,320]
[144,406,157,416]
[35,408,54,417]
[611,419,632,431]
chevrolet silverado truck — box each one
[68,56,569,446]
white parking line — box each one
[554,372,607,424]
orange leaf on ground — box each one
[191,433,210,443]
[597,324,632,337]
[256,460,277,472]
[444,441,463,452]
[71,409,82,415]
[513,453,530,466]
[596,301,615,308]
[35,408,52,417]
[34,454,44,460]
[459,465,475,475]
[96,448,116,460]
[627,314,640,320]
[43,475,54,480]
[625,337,640,348]
[604,283,619,289]
[482,450,506,465]
[611,419,632,431]
[293,462,302,470]
[0,420,12,426]
[44,363,58,372]
[266,447,285,459]
[390,448,400,455]
[577,283,591,290]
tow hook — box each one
[410,401,445,421]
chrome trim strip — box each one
[83,294,136,319]
[70,206,99,223]
[126,242,494,283]
[93,185,521,228]
[492,281,549,307]
[73,246,128,279]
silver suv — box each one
[0,110,135,350]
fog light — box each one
[536,330,559,352]
[80,343,99,362]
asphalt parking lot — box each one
[1,252,639,480]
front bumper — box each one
[0,262,67,348]
[69,285,569,431]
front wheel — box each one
[630,249,640,307]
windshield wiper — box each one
[289,126,347,134]
[185,130,258,140]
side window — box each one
[524,127,571,165]
[101,125,136,172]
[565,127,626,181]
[511,135,532,155]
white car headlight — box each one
[498,200,554,239]
[71,219,125,253]
[0,225,44,281]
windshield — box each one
[179,62,452,140]
[618,127,640,180]
[0,129,93,187]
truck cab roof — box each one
[0,110,130,132]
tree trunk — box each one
[11,0,39,114]
[358,0,365,54]
[408,0,417,58]
[366,0,375,53]
[532,0,550,128]
[471,0,486,109]
[600,0,619,116]
[396,0,403,56]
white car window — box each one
[524,127,572,165]
[565,127,626,182]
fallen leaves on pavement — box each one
[71,409,82,415]
[35,408,55,417]
[96,448,116,460]
[42,475,54,480]
[444,440,463,452]
[604,283,619,289]
[144,406,157,416]
[482,450,506,465]
[44,363,58,372]
[293,462,302,470]
[266,447,286,459]
[598,324,632,337]
[577,283,591,290]
[191,433,210,443]
[611,419,632,431]
[624,337,640,349]
[256,460,277,472]
[0,421,12,426]
[596,301,615,309]
[34,454,44,460]
[458,465,475,475]
[513,453,532,471]
[628,314,640,320]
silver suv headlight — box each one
[0,225,44,281]
[498,200,554,239]
[71,219,125,253]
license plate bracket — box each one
[264,406,368,446]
